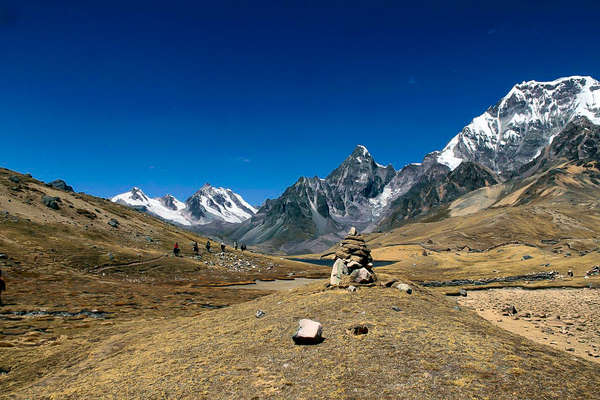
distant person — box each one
[173,242,180,257]
[241,243,247,252]
[0,270,5,306]
[220,242,226,253]
[193,241,199,255]
[234,241,238,250]
[206,240,211,253]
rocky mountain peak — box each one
[436,75,600,174]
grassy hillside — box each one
[9,282,600,399]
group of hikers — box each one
[172,240,247,257]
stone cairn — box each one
[329,227,377,286]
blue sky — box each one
[2,1,599,205]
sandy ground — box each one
[458,287,600,363]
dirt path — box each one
[458,287,600,363]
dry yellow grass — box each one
[7,283,600,399]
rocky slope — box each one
[230,145,397,253]
[112,184,256,226]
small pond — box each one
[289,258,397,268]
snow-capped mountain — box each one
[230,75,600,253]
[436,76,600,174]
[112,187,191,226]
[185,184,257,224]
[111,184,256,226]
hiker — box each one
[220,242,226,253]
[193,241,199,255]
[173,242,180,257]
[241,243,247,252]
[206,240,211,253]
[234,241,238,250]
[0,270,5,306]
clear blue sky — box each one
[2,1,599,205]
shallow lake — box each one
[289,258,397,268]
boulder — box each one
[352,267,374,284]
[255,310,266,318]
[42,195,61,210]
[396,283,412,294]
[329,258,346,285]
[48,179,74,192]
[347,285,357,292]
[292,319,323,345]
[459,289,467,297]
[108,218,120,228]
[8,175,20,184]
[348,227,357,236]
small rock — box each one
[347,285,357,293]
[8,175,20,183]
[391,306,401,312]
[522,255,533,260]
[348,325,368,335]
[255,310,266,318]
[0,254,6,259]
[348,227,357,236]
[292,319,323,345]
[459,289,467,297]
[396,283,412,294]
[108,218,119,228]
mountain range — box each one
[112,75,600,254]
[112,184,257,226]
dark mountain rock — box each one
[48,179,74,192]
[379,162,497,229]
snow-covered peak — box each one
[185,184,257,224]
[111,184,256,226]
[112,187,150,205]
[437,75,600,173]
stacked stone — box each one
[330,227,376,286]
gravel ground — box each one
[458,287,600,362]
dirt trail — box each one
[458,287,600,363]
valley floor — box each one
[458,287,600,363]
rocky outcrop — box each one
[47,179,74,192]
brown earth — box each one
[457,287,600,363]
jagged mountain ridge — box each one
[436,76,600,173]
[230,76,600,253]
[111,184,256,226]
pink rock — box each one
[292,319,323,345]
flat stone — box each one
[292,319,323,345]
